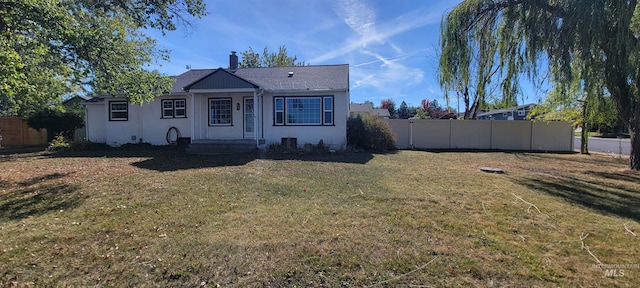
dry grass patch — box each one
[0,149,638,287]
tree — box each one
[530,72,617,154]
[398,101,410,119]
[0,0,207,116]
[416,98,452,119]
[239,45,305,68]
[439,0,640,170]
[380,98,397,119]
[27,107,84,141]
[439,2,503,120]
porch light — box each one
[236,103,240,110]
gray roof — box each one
[171,64,349,93]
[184,68,258,91]
[350,103,374,113]
[373,108,391,117]
[170,69,215,93]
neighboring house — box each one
[349,102,391,119]
[84,52,349,150]
[62,95,92,107]
[477,104,536,120]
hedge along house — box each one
[84,52,350,152]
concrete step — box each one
[186,139,257,155]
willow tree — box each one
[439,1,503,120]
[439,0,640,170]
[529,73,616,154]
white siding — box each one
[261,91,349,149]
[85,90,350,149]
[84,103,106,143]
[85,96,191,146]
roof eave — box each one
[268,88,348,94]
[185,88,257,93]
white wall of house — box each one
[84,95,191,146]
[261,91,349,149]
[85,90,350,149]
[84,102,106,143]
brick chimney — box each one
[229,51,238,71]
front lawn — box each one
[0,149,638,286]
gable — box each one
[184,68,258,91]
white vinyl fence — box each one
[387,119,573,152]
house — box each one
[84,52,349,151]
[476,104,536,120]
[62,95,92,107]
[349,102,391,119]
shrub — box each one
[27,108,84,141]
[47,135,71,151]
[347,114,396,151]
[266,143,289,155]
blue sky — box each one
[146,0,541,109]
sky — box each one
[146,0,542,110]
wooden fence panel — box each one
[0,117,47,147]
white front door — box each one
[244,98,254,138]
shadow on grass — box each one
[0,176,84,222]
[513,152,625,168]
[130,151,378,172]
[18,172,72,187]
[130,152,259,171]
[42,146,378,172]
[516,174,640,221]
[584,171,640,183]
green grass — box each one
[0,149,638,286]
[574,130,598,137]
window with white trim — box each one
[517,110,526,116]
[273,96,334,126]
[209,98,232,125]
[162,99,186,118]
[323,97,333,125]
[109,101,128,121]
[275,97,284,125]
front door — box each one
[244,98,254,138]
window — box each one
[323,97,333,125]
[209,98,232,125]
[287,98,321,124]
[517,110,526,116]
[175,99,186,117]
[275,97,284,125]
[273,96,334,126]
[109,101,128,121]
[162,99,186,118]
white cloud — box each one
[333,0,377,37]
[310,1,443,64]
[351,51,424,92]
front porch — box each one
[184,68,264,146]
